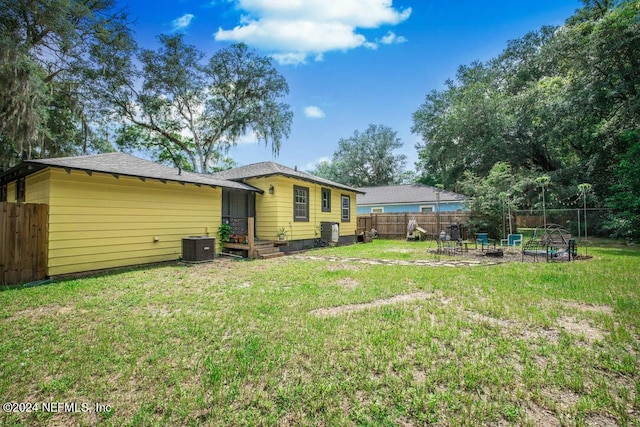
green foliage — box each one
[0,0,135,169]
[218,223,232,252]
[276,226,288,238]
[412,1,640,235]
[604,131,640,238]
[309,124,408,187]
[308,160,341,183]
[114,36,293,173]
[459,162,533,237]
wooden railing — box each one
[222,217,256,258]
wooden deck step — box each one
[259,251,284,260]
[253,241,284,259]
[254,241,276,248]
[223,239,286,259]
[256,246,280,256]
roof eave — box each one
[0,163,47,186]
[228,172,364,194]
[1,161,262,192]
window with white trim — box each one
[371,207,383,213]
[293,186,309,221]
[321,188,331,212]
[341,195,350,222]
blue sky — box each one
[122,0,583,172]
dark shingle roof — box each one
[1,153,261,191]
[356,184,468,205]
[212,161,364,193]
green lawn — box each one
[1,240,639,426]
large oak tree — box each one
[412,0,640,236]
[113,35,293,173]
[310,124,408,187]
[0,0,134,169]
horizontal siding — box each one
[5,170,51,204]
[249,176,285,240]
[48,222,212,233]
[247,176,357,241]
[356,201,467,214]
[47,168,221,276]
[48,232,207,250]
[49,253,183,276]
[6,182,15,201]
[26,170,51,204]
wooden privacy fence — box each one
[1,202,48,285]
[357,212,471,240]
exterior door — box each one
[221,189,255,236]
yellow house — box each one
[1,153,362,279]
[212,162,363,251]
[0,153,261,277]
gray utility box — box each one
[320,222,339,244]
[182,236,215,263]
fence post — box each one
[248,217,255,258]
[404,213,408,238]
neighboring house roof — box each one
[356,184,468,205]
[0,153,262,192]
[212,161,364,194]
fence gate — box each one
[0,202,48,285]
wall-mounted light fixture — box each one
[269,185,274,194]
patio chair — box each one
[435,238,443,254]
[475,233,494,251]
[501,234,523,247]
[443,240,460,255]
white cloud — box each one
[215,0,411,65]
[271,52,308,65]
[172,14,195,31]
[304,105,325,118]
[380,30,407,45]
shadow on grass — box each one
[0,258,222,292]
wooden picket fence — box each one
[357,212,471,240]
[0,202,48,285]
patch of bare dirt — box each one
[412,366,426,384]
[8,304,73,321]
[530,326,562,344]
[560,301,614,315]
[557,316,605,342]
[546,387,581,411]
[291,254,490,267]
[524,402,561,427]
[465,311,516,330]
[584,414,619,426]
[383,248,413,253]
[394,417,417,427]
[335,278,360,290]
[310,292,434,316]
[325,263,362,272]
[462,309,608,346]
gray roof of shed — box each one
[356,184,468,205]
[212,161,364,193]
[1,152,261,191]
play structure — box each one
[522,224,577,262]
